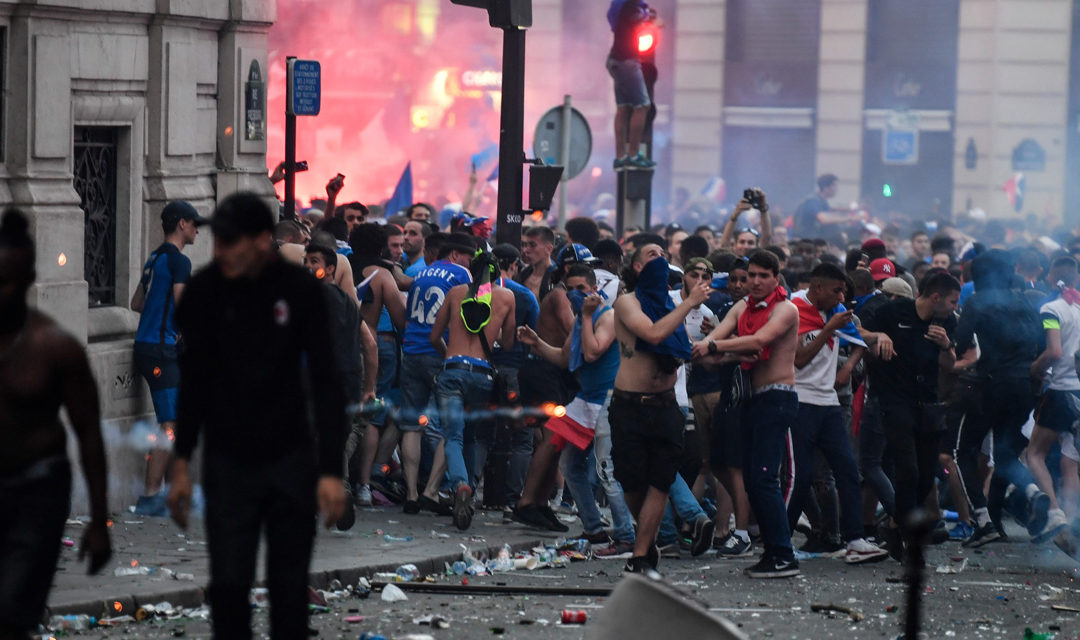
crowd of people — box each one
[7,169,1080,636]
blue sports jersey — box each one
[404,256,427,278]
[135,243,191,345]
[402,260,471,355]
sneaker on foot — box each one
[689,516,716,557]
[623,555,661,578]
[537,505,570,533]
[962,521,1001,548]
[356,484,373,507]
[452,485,474,531]
[657,541,681,559]
[795,514,813,536]
[595,540,635,560]
[1032,507,1069,544]
[512,503,558,530]
[133,493,170,518]
[418,494,452,516]
[646,543,660,570]
[402,500,420,515]
[844,538,888,564]
[613,155,631,169]
[949,521,975,541]
[1027,490,1052,537]
[629,153,656,168]
[800,535,845,558]
[716,532,753,558]
[744,556,800,579]
[577,530,612,545]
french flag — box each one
[701,176,726,203]
[1003,172,1026,212]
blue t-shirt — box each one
[493,277,539,369]
[405,256,427,278]
[576,307,620,403]
[403,260,472,355]
[135,243,191,345]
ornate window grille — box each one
[74,127,119,307]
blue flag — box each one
[385,163,412,218]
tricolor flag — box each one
[792,290,867,348]
[701,176,726,203]
[1003,172,1026,212]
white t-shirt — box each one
[669,289,717,408]
[792,293,840,406]
[1041,297,1080,391]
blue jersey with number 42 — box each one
[402,260,472,356]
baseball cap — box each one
[868,258,896,282]
[208,193,274,243]
[881,277,913,299]
[492,243,521,265]
[684,257,714,274]
[161,200,206,228]
[557,243,600,267]
[861,237,885,252]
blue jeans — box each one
[742,389,798,562]
[594,394,636,544]
[436,366,494,488]
[788,403,863,542]
[560,443,605,535]
[659,472,707,545]
[371,335,400,426]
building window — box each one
[74,126,119,308]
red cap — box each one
[861,238,886,251]
[869,258,896,282]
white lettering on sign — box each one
[461,70,502,89]
[506,213,522,224]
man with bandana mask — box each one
[611,243,710,575]
[517,263,623,547]
[693,249,801,579]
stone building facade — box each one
[6,0,274,508]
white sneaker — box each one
[356,484,373,507]
[1033,507,1069,544]
[844,538,888,564]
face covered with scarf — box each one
[631,245,692,366]
[564,272,596,316]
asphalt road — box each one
[57,528,1080,640]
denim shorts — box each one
[398,353,444,432]
[606,56,650,107]
[133,341,180,423]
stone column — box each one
[670,0,724,197]
[815,0,869,207]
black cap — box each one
[445,232,477,256]
[492,243,521,264]
[208,192,275,243]
[161,200,207,228]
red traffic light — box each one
[637,23,658,55]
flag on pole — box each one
[1003,172,1025,212]
[701,177,726,203]
[385,163,413,218]
[485,164,499,194]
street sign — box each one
[533,105,592,179]
[883,128,918,165]
[1012,138,1046,172]
[287,59,321,116]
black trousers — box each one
[881,402,941,535]
[204,449,317,640]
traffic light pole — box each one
[495,27,526,248]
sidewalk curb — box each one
[46,538,544,619]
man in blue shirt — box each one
[131,200,203,516]
[403,220,430,278]
[399,233,475,514]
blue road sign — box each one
[288,59,321,116]
[883,128,917,165]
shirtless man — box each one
[0,209,111,638]
[693,249,801,578]
[349,223,406,507]
[429,252,516,530]
[611,243,710,575]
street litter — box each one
[1051,604,1080,613]
[381,583,409,602]
[935,558,968,574]
[383,533,413,542]
[811,602,864,622]
[412,614,450,628]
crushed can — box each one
[562,610,587,624]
